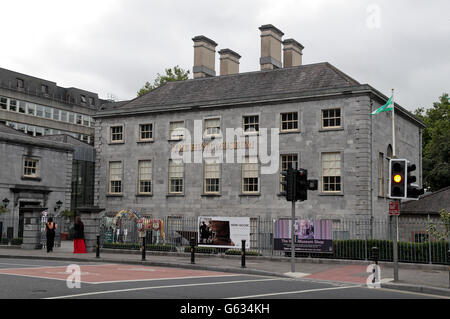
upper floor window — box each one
[17,78,24,89]
[169,121,185,141]
[243,115,259,134]
[204,118,221,138]
[24,158,39,178]
[139,124,153,142]
[204,160,221,194]
[280,154,298,193]
[80,95,87,104]
[27,104,35,116]
[0,97,7,110]
[18,101,26,114]
[322,108,342,129]
[9,99,17,112]
[41,84,49,95]
[169,159,184,194]
[110,126,124,143]
[280,112,299,132]
[88,97,95,106]
[138,160,153,195]
[109,161,122,194]
[322,152,342,193]
[44,107,52,119]
[242,157,259,194]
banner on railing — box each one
[274,219,334,254]
[198,217,250,249]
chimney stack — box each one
[193,36,218,79]
[283,39,304,68]
[219,49,241,76]
[259,24,284,70]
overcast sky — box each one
[1,0,449,111]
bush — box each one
[184,246,218,254]
[103,242,177,252]
[225,249,262,256]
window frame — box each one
[169,121,185,141]
[110,125,124,144]
[242,115,260,135]
[203,160,221,195]
[280,112,299,133]
[23,157,39,179]
[139,123,154,142]
[242,156,260,195]
[321,152,343,194]
[203,117,222,139]
[138,160,153,195]
[168,159,184,195]
[321,108,342,130]
[108,161,123,195]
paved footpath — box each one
[0,241,449,297]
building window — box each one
[36,105,44,117]
[110,126,124,143]
[18,101,26,113]
[204,161,220,194]
[9,100,17,112]
[280,154,298,192]
[139,124,153,141]
[204,118,221,138]
[35,127,43,137]
[322,108,342,129]
[88,97,95,106]
[68,112,75,124]
[53,109,60,121]
[138,160,153,195]
[281,112,299,132]
[378,153,384,197]
[76,114,83,125]
[24,158,39,178]
[243,115,259,134]
[322,152,342,192]
[0,97,7,110]
[27,104,35,116]
[41,84,49,94]
[169,121,185,140]
[83,115,90,127]
[80,95,87,104]
[44,107,52,119]
[109,162,122,194]
[169,159,184,194]
[242,157,259,194]
[17,78,24,89]
[61,111,68,122]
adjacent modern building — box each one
[90,25,425,225]
[0,67,106,145]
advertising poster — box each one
[274,219,333,254]
[198,217,250,249]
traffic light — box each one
[281,167,295,202]
[389,159,406,199]
[406,162,424,200]
[296,169,308,202]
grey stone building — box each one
[0,67,106,145]
[0,123,74,239]
[94,25,425,225]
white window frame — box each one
[280,112,299,132]
[109,161,123,195]
[23,158,39,178]
[110,125,124,143]
[204,117,221,139]
[322,152,342,193]
[138,160,153,195]
[139,123,154,142]
[168,159,184,194]
[169,121,185,141]
[322,108,342,129]
[243,115,259,135]
[242,157,260,194]
[204,160,221,194]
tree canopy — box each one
[137,66,190,97]
[414,93,450,192]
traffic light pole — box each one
[291,200,296,273]
[393,209,399,281]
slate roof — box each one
[98,62,360,114]
[401,187,450,215]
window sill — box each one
[319,192,344,197]
[319,127,344,132]
[21,176,41,182]
[201,194,221,197]
[106,194,123,198]
[166,194,184,197]
[279,130,300,135]
[239,193,261,197]
[109,142,125,145]
[137,140,154,144]
[136,194,153,197]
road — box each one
[0,258,447,301]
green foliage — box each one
[61,210,74,220]
[137,66,190,97]
[414,93,450,191]
[428,209,450,241]
[0,207,9,214]
[184,246,219,254]
[103,242,177,252]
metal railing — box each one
[94,215,449,265]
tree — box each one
[137,66,190,97]
[414,93,450,192]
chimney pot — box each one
[193,36,218,79]
[259,24,284,70]
[219,49,241,76]
[283,39,304,68]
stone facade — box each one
[94,70,425,222]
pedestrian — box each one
[73,216,87,254]
[45,217,57,253]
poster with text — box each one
[198,217,250,249]
[273,219,333,254]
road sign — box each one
[389,201,400,216]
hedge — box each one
[1,238,22,246]
[103,242,177,252]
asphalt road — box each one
[0,258,447,301]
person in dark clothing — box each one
[73,216,87,254]
[45,217,57,253]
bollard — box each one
[372,247,379,265]
[447,249,450,288]
[96,235,100,258]
[142,236,146,261]
[241,240,246,268]
[190,237,196,265]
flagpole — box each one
[392,88,396,157]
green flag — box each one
[371,96,394,115]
